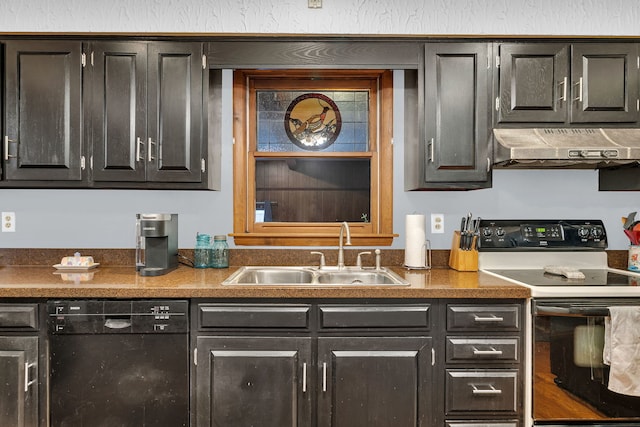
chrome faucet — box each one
[337,221,352,269]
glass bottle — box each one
[194,233,211,268]
[210,235,229,268]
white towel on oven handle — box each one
[603,306,640,397]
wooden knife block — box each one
[448,231,478,272]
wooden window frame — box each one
[231,69,395,246]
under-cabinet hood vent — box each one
[493,128,640,169]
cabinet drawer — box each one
[198,304,311,329]
[319,304,430,329]
[445,370,519,415]
[0,304,38,330]
[447,305,520,331]
[446,337,519,363]
[446,422,518,427]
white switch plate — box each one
[308,0,322,8]
[431,213,444,234]
[2,212,15,232]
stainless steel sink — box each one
[315,270,401,285]
[222,267,315,285]
[222,266,409,286]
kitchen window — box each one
[231,69,395,246]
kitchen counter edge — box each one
[0,265,530,299]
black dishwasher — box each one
[47,300,189,427]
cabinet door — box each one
[147,42,203,183]
[89,41,147,182]
[317,336,433,427]
[570,43,639,123]
[196,336,312,427]
[4,41,83,181]
[0,336,38,427]
[497,43,569,123]
[424,43,490,183]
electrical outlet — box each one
[2,212,15,232]
[431,213,444,234]
[308,0,322,8]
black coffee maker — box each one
[135,213,178,276]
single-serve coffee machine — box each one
[136,213,178,276]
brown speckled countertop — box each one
[0,264,529,299]
[0,247,631,300]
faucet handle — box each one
[374,249,382,270]
[356,251,372,268]
[310,251,326,268]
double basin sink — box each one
[223,266,410,287]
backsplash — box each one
[0,248,628,270]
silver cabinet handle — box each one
[473,314,504,323]
[472,346,503,356]
[558,76,567,101]
[136,137,143,162]
[24,362,36,392]
[147,137,156,162]
[302,362,307,392]
[574,77,583,102]
[322,362,327,392]
[4,136,15,161]
[471,384,502,395]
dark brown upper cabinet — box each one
[496,42,639,124]
[3,41,84,182]
[88,41,206,185]
[405,43,492,190]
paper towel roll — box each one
[404,214,426,268]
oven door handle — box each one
[105,318,133,329]
[535,304,610,317]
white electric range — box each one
[478,219,640,297]
[478,219,640,427]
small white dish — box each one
[53,263,100,271]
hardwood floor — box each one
[534,341,606,420]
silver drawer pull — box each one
[471,384,502,395]
[473,314,504,323]
[472,346,503,356]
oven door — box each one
[533,299,640,425]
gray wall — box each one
[0,0,638,250]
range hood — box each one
[493,128,640,168]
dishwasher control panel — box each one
[477,219,607,251]
[48,300,188,334]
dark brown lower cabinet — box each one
[193,300,523,427]
[317,336,433,427]
[195,336,312,427]
[195,335,433,427]
[0,336,38,427]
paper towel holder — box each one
[403,240,432,270]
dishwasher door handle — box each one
[104,318,132,329]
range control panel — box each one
[477,219,607,251]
